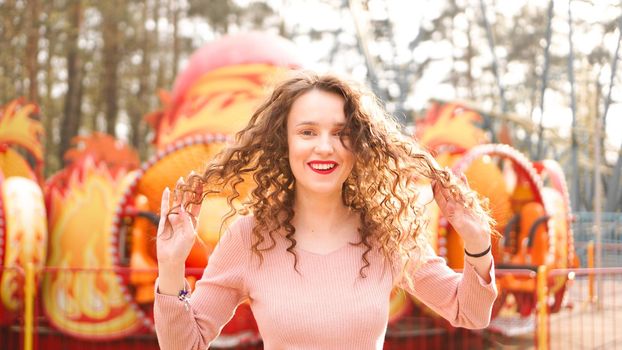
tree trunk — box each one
[1,0,18,102]
[171,0,179,79]
[605,151,621,211]
[155,0,166,91]
[43,1,57,175]
[466,15,475,101]
[59,0,83,164]
[449,0,458,94]
[130,0,151,153]
[101,0,122,137]
[25,0,40,103]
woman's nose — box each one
[314,134,335,154]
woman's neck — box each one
[292,189,353,235]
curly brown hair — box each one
[174,71,495,277]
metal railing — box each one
[573,212,622,268]
[1,263,621,349]
[547,267,622,349]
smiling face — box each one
[287,89,354,198]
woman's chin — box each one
[296,183,344,197]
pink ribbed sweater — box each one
[154,215,497,350]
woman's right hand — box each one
[156,177,202,267]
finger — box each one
[432,179,449,199]
[459,172,470,187]
[189,187,203,218]
[172,177,184,208]
[433,181,449,210]
[188,198,202,219]
[434,183,459,221]
[161,186,170,213]
[184,171,202,219]
[157,187,170,235]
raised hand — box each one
[432,174,491,254]
[156,175,202,267]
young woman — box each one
[154,72,497,349]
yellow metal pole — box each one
[537,265,549,350]
[24,262,34,350]
[587,241,595,302]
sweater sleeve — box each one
[394,237,498,329]
[153,216,252,350]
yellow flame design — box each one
[0,148,35,179]
[157,64,288,148]
[0,99,43,161]
[0,269,20,311]
[42,159,142,338]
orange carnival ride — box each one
[412,101,579,335]
[31,31,419,347]
[42,133,143,340]
[0,99,47,327]
[0,33,578,349]
[0,32,302,349]
[106,32,303,346]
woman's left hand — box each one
[432,175,491,254]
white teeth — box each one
[311,163,336,170]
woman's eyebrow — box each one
[295,121,346,127]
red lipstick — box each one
[307,161,338,175]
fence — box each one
[1,266,621,349]
[547,268,622,349]
[573,212,622,268]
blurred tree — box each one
[100,0,124,137]
[126,0,154,159]
[0,0,25,101]
[188,0,239,34]
[0,0,620,211]
[169,0,181,79]
[58,0,84,165]
[40,1,63,175]
[25,0,40,103]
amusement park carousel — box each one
[1,32,579,349]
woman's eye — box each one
[300,130,315,136]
